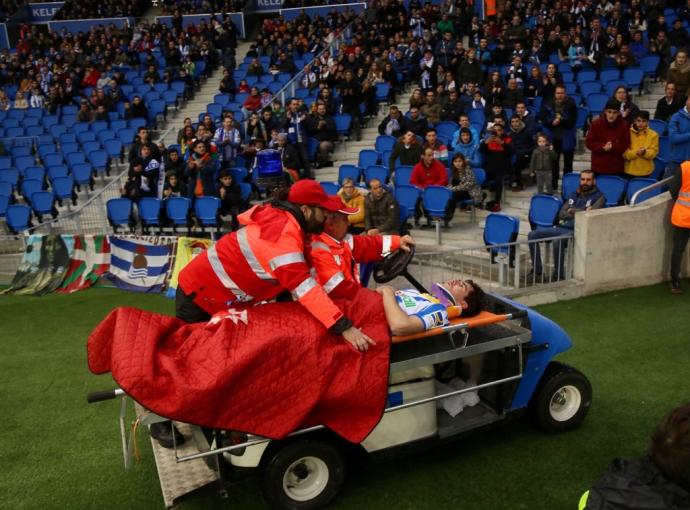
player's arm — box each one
[376,286,424,336]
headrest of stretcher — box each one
[391,310,508,344]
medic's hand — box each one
[342,326,376,353]
[399,235,416,252]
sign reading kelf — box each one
[29,2,64,22]
[256,0,284,11]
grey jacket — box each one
[530,146,557,174]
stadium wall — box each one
[279,2,366,21]
[573,194,688,294]
[47,17,134,34]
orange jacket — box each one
[671,161,690,228]
[309,233,401,299]
[179,202,347,330]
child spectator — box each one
[480,123,514,212]
[216,170,244,231]
[530,133,558,195]
[624,111,660,178]
[163,171,188,199]
[568,35,587,79]
[445,153,482,227]
[452,128,482,168]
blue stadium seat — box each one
[88,150,109,176]
[0,195,9,218]
[394,185,421,213]
[52,175,76,205]
[0,157,10,169]
[97,130,117,145]
[129,118,146,132]
[38,143,57,159]
[47,165,69,180]
[107,198,133,232]
[375,83,390,104]
[529,194,563,229]
[42,115,58,130]
[658,136,670,160]
[600,69,621,83]
[626,178,661,204]
[358,149,379,169]
[334,113,352,140]
[82,141,101,155]
[436,121,459,141]
[138,197,162,233]
[651,157,667,181]
[66,152,86,169]
[240,182,252,201]
[10,145,30,159]
[375,135,396,153]
[73,122,90,135]
[166,197,191,232]
[561,172,580,199]
[72,163,94,190]
[77,131,96,144]
[364,165,389,184]
[579,81,601,97]
[307,137,319,161]
[5,127,24,138]
[59,132,77,145]
[623,68,644,91]
[394,165,414,186]
[14,156,36,175]
[229,167,247,182]
[194,196,221,229]
[639,55,661,79]
[338,165,361,184]
[484,213,520,263]
[319,182,340,195]
[118,128,136,146]
[31,191,56,220]
[104,139,123,161]
[586,93,608,115]
[6,204,32,233]
[26,126,44,137]
[61,143,80,156]
[110,120,127,132]
[604,80,626,97]
[0,181,13,198]
[0,168,19,188]
[596,175,627,207]
[24,167,45,182]
[90,121,108,134]
[21,179,43,202]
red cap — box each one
[288,180,359,214]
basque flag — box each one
[108,237,172,293]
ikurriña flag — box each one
[107,237,173,293]
[57,235,111,294]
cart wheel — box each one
[530,363,592,433]
[261,440,345,510]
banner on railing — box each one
[155,13,245,39]
[47,17,133,34]
[256,0,283,11]
[279,2,365,21]
[27,2,64,22]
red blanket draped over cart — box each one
[87,288,391,443]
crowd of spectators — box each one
[0,0,25,23]
[159,0,247,15]
[52,0,150,20]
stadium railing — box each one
[629,176,673,207]
[407,235,575,294]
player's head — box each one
[432,279,485,316]
[649,402,690,491]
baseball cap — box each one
[287,180,359,214]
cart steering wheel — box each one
[373,245,416,284]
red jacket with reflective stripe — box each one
[178,203,345,329]
[309,233,401,299]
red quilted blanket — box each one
[87,288,391,443]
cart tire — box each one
[530,363,592,433]
[261,440,345,510]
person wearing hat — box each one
[310,210,415,299]
[586,99,631,176]
[177,179,374,346]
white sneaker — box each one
[449,378,480,407]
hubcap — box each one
[282,456,330,502]
[549,385,582,422]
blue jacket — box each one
[668,107,690,163]
[560,187,605,229]
[539,97,578,151]
[453,140,483,168]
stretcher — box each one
[87,247,591,510]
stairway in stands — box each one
[314,82,667,248]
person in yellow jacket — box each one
[623,111,660,177]
[669,160,690,293]
[337,177,366,233]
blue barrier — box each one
[27,2,64,22]
[47,17,133,33]
[155,13,245,39]
[0,24,8,50]
[279,2,366,21]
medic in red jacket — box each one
[309,211,416,299]
[177,180,376,352]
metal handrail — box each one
[628,176,673,207]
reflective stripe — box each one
[269,252,305,271]
[343,233,354,250]
[292,277,318,299]
[677,198,690,207]
[237,228,274,281]
[382,235,392,256]
[679,191,690,198]
[322,272,345,293]
[207,245,253,301]
[311,241,330,251]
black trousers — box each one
[295,142,312,179]
[175,287,211,323]
[670,225,690,282]
[552,139,574,190]
[445,190,471,222]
